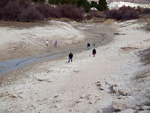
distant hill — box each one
[88,0,150,4]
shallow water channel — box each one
[0,24,115,75]
[0,52,66,74]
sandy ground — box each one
[0,19,150,113]
[0,20,86,62]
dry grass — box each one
[140,48,150,65]
[145,22,150,31]
[120,47,139,51]
[134,72,149,80]
[0,20,48,28]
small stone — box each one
[112,101,134,110]
[81,94,90,99]
[71,89,74,91]
[10,94,18,98]
[61,91,64,94]
[89,100,94,104]
[141,106,150,110]
[96,81,101,86]
[54,105,58,108]
[99,87,104,90]
[21,108,26,111]
[18,94,24,99]
[98,110,103,113]
[138,110,150,113]
[54,95,58,98]
[76,99,83,103]
[119,109,136,113]
[118,96,126,99]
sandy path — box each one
[0,20,150,113]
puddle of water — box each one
[0,52,65,74]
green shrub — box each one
[97,0,108,11]
[90,1,98,8]
[32,0,45,3]
[48,0,61,4]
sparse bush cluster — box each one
[105,6,139,20]
[140,48,150,65]
[0,0,83,22]
[35,3,61,18]
[2,0,148,22]
[86,11,101,20]
[142,8,150,14]
[136,7,150,14]
[48,0,91,12]
[0,0,44,22]
[58,5,83,21]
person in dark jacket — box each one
[68,52,73,63]
[92,49,96,57]
[87,43,90,50]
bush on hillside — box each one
[136,7,143,14]
[35,3,61,18]
[19,0,30,8]
[0,0,84,21]
[0,0,9,8]
[1,1,24,21]
[142,8,150,14]
[20,5,44,22]
[86,10,101,20]
[49,0,90,12]
[32,0,45,3]
[105,6,139,20]
[58,5,83,21]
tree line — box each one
[32,0,108,12]
[1,0,147,22]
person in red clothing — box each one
[92,48,96,57]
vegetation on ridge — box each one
[0,0,150,22]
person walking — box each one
[68,52,73,63]
[55,40,57,46]
[46,39,49,46]
[87,43,90,50]
[92,48,96,57]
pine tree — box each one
[91,1,98,8]
[32,0,45,3]
[97,0,108,11]
[77,0,90,12]
[48,0,61,4]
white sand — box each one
[0,21,86,61]
[0,20,150,113]
[0,21,85,46]
[108,1,150,9]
